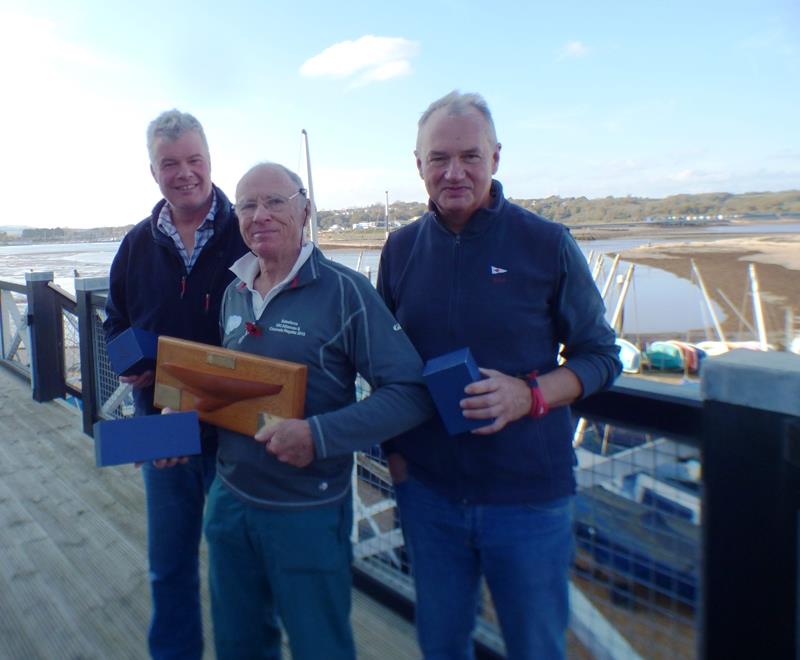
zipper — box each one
[448,234,461,340]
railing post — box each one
[701,350,800,659]
[75,277,109,435]
[25,271,65,402]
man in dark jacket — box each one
[377,91,622,659]
[104,110,246,659]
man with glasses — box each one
[104,110,246,659]
[203,162,432,659]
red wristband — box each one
[527,371,549,419]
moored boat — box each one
[645,341,683,371]
[615,338,641,374]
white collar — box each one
[229,242,314,319]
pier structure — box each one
[2,271,800,658]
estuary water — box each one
[1,221,797,336]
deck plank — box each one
[0,368,418,659]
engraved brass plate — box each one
[257,412,285,434]
[154,383,182,410]
[208,353,236,369]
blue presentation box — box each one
[93,411,201,467]
[422,347,486,436]
[107,327,158,376]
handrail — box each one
[573,374,703,445]
[0,278,28,295]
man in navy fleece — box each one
[104,110,246,659]
[377,91,622,659]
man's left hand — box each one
[255,419,315,467]
[461,368,532,435]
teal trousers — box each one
[204,479,355,660]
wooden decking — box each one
[0,367,418,659]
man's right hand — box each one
[120,369,155,389]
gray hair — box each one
[146,109,209,164]
[416,91,498,151]
[236,162,307,197]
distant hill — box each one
[2,191,799,243]
[317,190,800,230]
[509,190,800,226]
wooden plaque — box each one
[153,336,307,436]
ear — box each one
[415,150,424,179]
[491,143,501,175]
[150,163,157,183]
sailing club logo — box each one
[490,265,508,283]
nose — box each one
[252,199,272,221]
[176,161,193,179]
[444,158,465,180]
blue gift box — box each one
[107,327,158,376]
[422,347,486,436]
[93,411,201,467]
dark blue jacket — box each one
[377,181,621,504]
[104,185,248,450]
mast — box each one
[749,263,768,350]
[591,253,604,283]
[384,190,390,239]
[691,259,726,343]
[600,254,621,301]
[609,264,635,334]
[301,129,318,245]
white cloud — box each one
[300,36,419,86]
[558,40,589,60]
[0,11,111,70]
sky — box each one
[0,0,798,229]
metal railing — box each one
[5,270,800,659]
[1,272,81,402]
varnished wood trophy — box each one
[153,336,307,436]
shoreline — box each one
[616,236,800,345]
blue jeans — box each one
[204,480,356,660]
[395,477,574,660]
[142,454,216,659]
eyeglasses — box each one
[236,188,306,217]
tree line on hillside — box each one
[317,190,800,230]
[4,191,799,242]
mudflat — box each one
[618,234,800,342]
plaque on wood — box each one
[153,336,307,436]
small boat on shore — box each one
[615,338,641,374]
[645,341,683,371]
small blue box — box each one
[107,327,158,376]
[93,411,201,467]
[422,347,486,436]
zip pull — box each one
[204,293,210,312]
[180,275,187,299]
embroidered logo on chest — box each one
[490,265,508,284]
[268,318,307,337]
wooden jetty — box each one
[0,367,418,659]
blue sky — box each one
[1,0,798,228]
